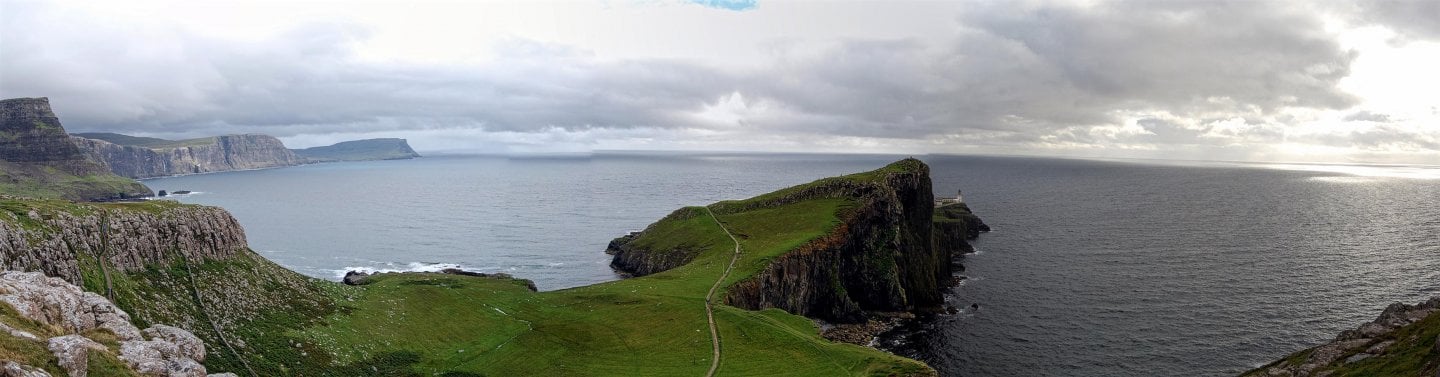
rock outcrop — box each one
[0,97,151,201]
[606,212,707,277]
[0,271,219,377]
[292,138,421,162]
[608,159,979,324]
[1246,297,1440,377]
[933,202,989,256]
[73,134,303,179]
[0,198,248,286]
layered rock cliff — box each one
[292,138,420,162]
[0,98,151,201]
[0,197,247,285]
[1245,297,1440,377]
[72,134,303,179]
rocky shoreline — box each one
[1246,296,1440,377]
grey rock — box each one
[0,321,39,341]
[47,335,106,377]
[119,339,207,377]
[143,325,206,362]
[0,271,142,340]
[1,361,52,377]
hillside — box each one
[292,138,420,162]
[0,158,975,376]
[0,98,152,201]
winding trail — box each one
[703,206,742,377]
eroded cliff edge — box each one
[608,158,985,323]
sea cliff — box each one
[72,134,303,179]
[609,159,984,323]
[0,98,151,201]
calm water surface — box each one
[147,153,1440,376]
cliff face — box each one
[0,98,151,201]
[0,198,247,286]
[73,134,303,179]
[721,160,946,323]
[292,138,420,162]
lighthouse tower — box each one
[955,189,964,203]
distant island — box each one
[72,132,421,179]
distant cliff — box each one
[292,138,420,162]
[0,97,152,201]
[72,133,303,179]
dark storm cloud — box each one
[0,0,1363,151]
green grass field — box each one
[295,196,928,376]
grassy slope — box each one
[72,132,217,149]
[296,161,933,376]
[2,160,934,376]
[0,161,151,200]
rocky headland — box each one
[0,98,151,201]
[72,132,422,179]
[72,134,303,180]
[292,138,420,162]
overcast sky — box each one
[2,0,1437,163]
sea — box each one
[145,153,1440,376]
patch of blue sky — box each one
[687,0,757,11]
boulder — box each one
[342,270,371,286]
[143,325,206,362]
[47,335,106,377]
[0,361,51,377]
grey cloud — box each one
[0,0,1370,154]
[1356,0,1440,40]
[1343,111,1392,122]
